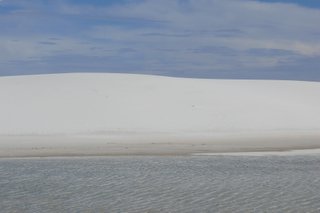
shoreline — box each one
[1,131,320,158]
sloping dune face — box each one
[0,73,320,135]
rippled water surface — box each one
[1,156,320,212]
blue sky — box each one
[0,0,320,80]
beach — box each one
[1,131,320,157]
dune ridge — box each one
[1,73,320,157]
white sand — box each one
[0,73,319,157]
[194,149,320,156]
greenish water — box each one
[1,156,320,212]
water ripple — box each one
[1,156,320,212]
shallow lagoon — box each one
[1,155,320,212]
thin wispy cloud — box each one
[0,0,319,80]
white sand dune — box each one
[0,73,320,157]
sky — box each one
[0,0,320,81]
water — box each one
[1,156,320,212]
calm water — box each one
[1,156,320,213]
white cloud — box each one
[0,36,117,62]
